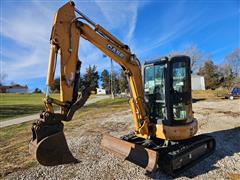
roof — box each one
[191,75,204,78]
[143,55,190,65]
[0,84,28,90]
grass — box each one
[0,90,229,122]
[0,93,58,121]
[0,93,98,121]
[192,89,229,100]
[0,122,37,177]
[0,97,129,178]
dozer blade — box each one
[29,131,78,166]
[101,135,158,172]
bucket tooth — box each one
[101,135,158,172]
[29,131,78,166]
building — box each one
[96,88,106,95]
[191,75,205,90]
[0,84,28,93]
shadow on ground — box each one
[146,127,240,179]
[192,98,206,103]
[0,104,44,120]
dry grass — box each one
[0,98,129,178]
[227,173,240,180]
[192,90,229,100]
[0,122,36,177]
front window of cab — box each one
[144,66,155,95]
[172,61,191,121]
[144,65,166,122]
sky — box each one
[1,0,239,92]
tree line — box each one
[173,46,240,89]
[50,47,240,92]
[50,65,129,94]
[1,46,238,92]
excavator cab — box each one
[144,55,192,126]
[103,56,215,175]
[140,56,215,175]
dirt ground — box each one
[5,98,240,180]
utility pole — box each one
[102,54,114,99]
[110,58,114,99]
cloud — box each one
[1,0,145,85]
[140,18,197,53]
[1,4,51,47]
[0,0,57,83]
[210,45,233,56]
[135,2,203,56]
[2,46,49,80]
[134,1,239,58]
[126,4,138,44]
[94,1,140,44]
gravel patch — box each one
[5,100,240,179]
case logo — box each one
[106,44,125,59]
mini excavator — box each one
[29,1,215,176]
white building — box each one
[0,84,28,93]
[96,88,106,95]
[191,75,205,90]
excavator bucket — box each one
[29,125,78,166]
[101,135,158,172]
[29,86,92,166]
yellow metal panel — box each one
[47,2,80,113]
[154,119,198,140]
[46,45,57,86]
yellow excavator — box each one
[29,1,215,176]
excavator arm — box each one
[29,1,155,170]
[45,1,149,136]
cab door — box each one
[168,56,193,125]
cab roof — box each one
[143,55,190,66]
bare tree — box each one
[0,73,7,85]
[183,45,205,73]
[219,64,233,77]
[225,48,240,77]
[218,64,234,89]
[170,44,205,74]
